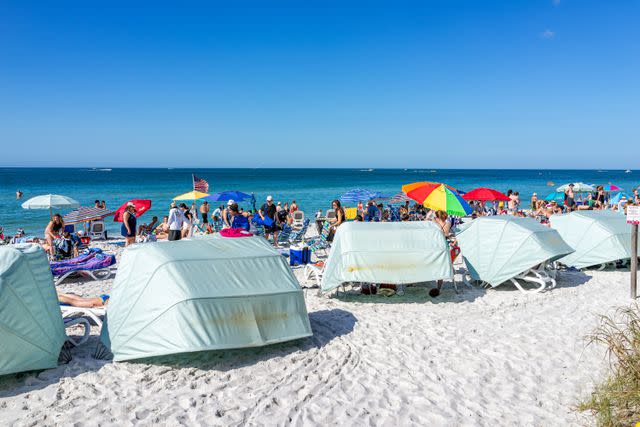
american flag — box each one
[193,174,209,192]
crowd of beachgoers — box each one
[1,181,639,425]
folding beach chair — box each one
[277,224,293,245]
[307,221,332,256]
[289,219,310,244]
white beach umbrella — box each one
[21,194,81,217]
[556,182,595,193]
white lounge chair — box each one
[304,262,325,288]
[63,317,91,346]
[87,220,107,240]
[61,305,106,328]
[292,211,305,229]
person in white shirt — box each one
[167,202,185,241]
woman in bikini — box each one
[44,214,64,256]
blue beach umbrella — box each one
[339,188,383,205]
[544,192,565,202]
[203,191,253,203]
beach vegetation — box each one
[578,304,640,426]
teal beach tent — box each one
[0,245,66,376]
[549,210,632,268]
[320,222,453,292]
[100,236,312,362]
[456,216,573,288]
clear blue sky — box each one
[1,1,638,168]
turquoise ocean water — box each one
[1,168,637,236]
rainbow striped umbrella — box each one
[402,182,472,217]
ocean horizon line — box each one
[1,166,637,171]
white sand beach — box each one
[0,236,632,426]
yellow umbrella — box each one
[173,190,210,200]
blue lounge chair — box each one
[289,219,310,243]
[278,224,293,245]
[308,221,332,256]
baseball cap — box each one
[227,199,235,206]
[127,202,135,207]
[266,195,273,202]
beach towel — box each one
[51,253,116,277]
[220,228,254,238]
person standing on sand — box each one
[564,183,576,212]
[44,214,64,256]
[259,195,279,246]
[121,202,137,247]
[167,202,185,241]
[530,193,538,210]
[200,201,210,229]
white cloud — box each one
[552,0,561,6]
[541,29,555,39]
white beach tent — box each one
[100,235,312,361]
[0,245,66,376]
[549,210,632,269]
[320,221,453,293]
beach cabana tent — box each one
[100,236,312,361]
[320,222,453,293]
[549,210,632,269]
[0,245,66,375]
[456,216,573,293]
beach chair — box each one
[277,224,293,245]
[63,317,92,347]
[325,209,336,222]
[51,251,116,285]
[303,261,325,288]
[389,206,401,222]
[307,221,332,256]
[211,219,224,233]
[61,305,106,329]
[292,211,305,229]
[289,219,310,243]
[87,220,107,240]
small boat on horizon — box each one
[625,169,632,173]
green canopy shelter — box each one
[100,236,312,361]
[0,245,66,376]
[320,222,453,293]
[456,216,573,292]
[549,210,632,269]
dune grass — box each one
[578,304,640,426]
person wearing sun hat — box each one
[121,202,137,246]
[221,199,235,228]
